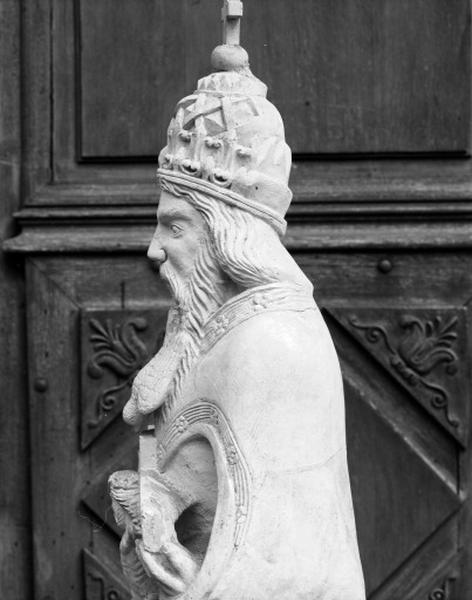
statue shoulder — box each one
[194,306,344,430]
[235,308,318,347]
[205,307,330,373]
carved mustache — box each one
[159,263,189,307]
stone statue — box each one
[109,2,365,598]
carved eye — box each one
[170,223,182,236]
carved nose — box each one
[147,237,167,264]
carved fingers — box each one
[136,539,192,596]
[122,393,144,428]
[161,541,199,585]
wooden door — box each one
[22,249,472,600]
[3,1,472,598]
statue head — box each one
[108,470,141,535]
[147,41,312,308]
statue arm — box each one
[138,474,199,597]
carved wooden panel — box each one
[329,308,470,444]
[78,0,470,159]
[318,300,471,597]
[81,310,167,449]
[339,346,462,596]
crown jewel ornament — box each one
[157,0,292,236]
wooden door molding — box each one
[0,0,32,598]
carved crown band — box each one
[157,169,289,236]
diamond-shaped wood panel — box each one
[328,307,470,446]
[80,309,168,450]
[345,377,461,594]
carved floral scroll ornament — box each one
[86,317,150,429]
[349,315,459,427]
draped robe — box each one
[135,283,365,599]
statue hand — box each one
[136,538,198,597]
[161,541,199,584]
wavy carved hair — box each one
[159,178,311,293]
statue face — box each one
[148,190,207,295]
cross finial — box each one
[222,0,244,46]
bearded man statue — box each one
[110,7,365,598]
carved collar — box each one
[200,283,316,355]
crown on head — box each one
[157,1,292,236]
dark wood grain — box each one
[21,0,52,200]
[247,0,470,155]
[344,377,460,594]
[78,0,470,158]
[78,0,219,159]
[0,1,32,598]
[27,260,88,599]
[457,304,472,598]
[18,0,472,215]
[25,256,173,597]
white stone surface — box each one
[109,3,365,597]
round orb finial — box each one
[211,44,249,72]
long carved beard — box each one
[124,239,226,427]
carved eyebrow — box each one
[157,208,193,224]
